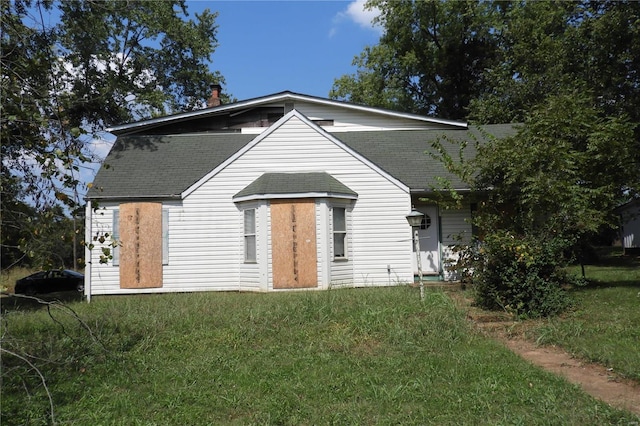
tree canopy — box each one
[335,0,640,316]
[1,0,225,269]
[332,0,640,128]
[334,0,640,219]
[330,0,501,120]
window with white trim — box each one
[244,209,256,262]
[333,207,347,259]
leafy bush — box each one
[460,231,575,318]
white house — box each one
[617,199,640,255]
[84,89,516,298]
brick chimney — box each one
[207,83,222,107]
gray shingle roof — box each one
[233,172,357,201]
[87,124,518,200]
[87,133,255,199]
[332,124,518,191]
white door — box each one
[412,205,440,274]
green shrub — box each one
[464,231,575,318]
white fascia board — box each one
[233,192,358,203]
[106,91,467,135]
[292,111,412,195]
[85,194,181,201]
[284,93,467,129]
[181,109,301,198]
[106,92,294,134]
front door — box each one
[271,199,318,289]
[412,205,440,275]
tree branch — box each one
[1,347,56,425]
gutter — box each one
[85,194,183,202]
[107,92,468,136]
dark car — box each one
[15,270,84,295]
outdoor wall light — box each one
[406,208,425,300]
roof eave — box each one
[410,188,472,194]
[85,194,183,201]
[233,192,358,203]
[106,91,467,136]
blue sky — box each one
[189,0,382,100]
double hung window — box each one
[333,207,347,259]
[244,209,256,262]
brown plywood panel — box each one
[119,202,163,289]
[271,199,317,289]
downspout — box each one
[84,200,92,303]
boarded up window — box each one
[118,202,163,289]
[271,200,317,289]
[114,207,169,267]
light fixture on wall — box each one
[406,208,425,301]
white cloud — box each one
[331,0,382,37]
[87,132,116,162]
[345,0,381,28]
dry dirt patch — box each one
[447,289,640,417]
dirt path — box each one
[447,290,640,417]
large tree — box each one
[1,0,226,269]
[339,0,640,316]
[334,0,640,224]
[469,1,640,125]
[330,0,502,120]
[333,0,640,130]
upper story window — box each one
[312,119,334,126]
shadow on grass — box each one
[578,279,640,290]
[570,247,640,290]
[1,292,85,314]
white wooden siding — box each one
[237,115,413,287]
[87,204,120,294]
[620,204,640,249]
[289,101,456,132]
[90,113,417,294]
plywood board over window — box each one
[271,199,317,289]
[119,202,163,289]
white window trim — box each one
[162,209,169,265]
[112,208,119,266]
[331,205,349,260]
[244,208,257,263]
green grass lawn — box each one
[2,286,637,425]
[529,248,640,381]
